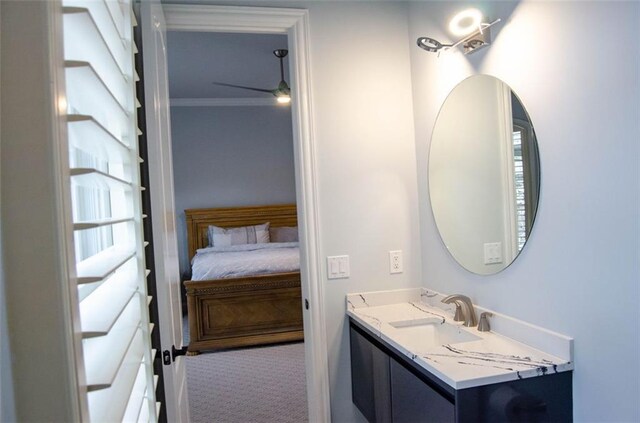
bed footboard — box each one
[184,272,304,353]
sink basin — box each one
[388,318,480,349]
[389,317,444,328]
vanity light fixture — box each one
[417,8,501,56]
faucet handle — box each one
[477,312,493,332]
[451,302,465,322]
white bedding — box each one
[191,242,300,281]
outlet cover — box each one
[389,250,403,274]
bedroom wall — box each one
[408,1,640,421]
[170,105,296,276]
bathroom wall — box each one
[170,106,296,276]
[288,4,421,420]
[408,1,640,421]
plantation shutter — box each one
[512,128,526,252]
[62,0,159,421]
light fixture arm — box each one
[416,16,501,56]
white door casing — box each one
[161,5,331,422]
[140,2,189,422]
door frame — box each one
[161,4,331,421]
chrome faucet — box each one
[441,294,478,327]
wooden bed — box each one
[183,204,304,354]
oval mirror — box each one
[429,75,540,275]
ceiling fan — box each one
[212,49,291,104]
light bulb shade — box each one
[277,95,291,104]
[448,8,483,37]
[417,37,443,53]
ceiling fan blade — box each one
[212,82,274,94]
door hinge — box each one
[163,345,188,365]
[305,298,309,310]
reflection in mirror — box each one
[429,75,540,275]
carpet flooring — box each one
[183,318,309,422]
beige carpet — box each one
[185,341,309,423]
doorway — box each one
[141,3,330,422]
[167,29,306,421]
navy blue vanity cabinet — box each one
[349,318,573,423]
[350,324,392,423]
[390,358,455,422]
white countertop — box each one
[346,288,574,390]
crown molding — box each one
[169,97,281,107]
[163,4,305,33]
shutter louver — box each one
[62,0,158,421]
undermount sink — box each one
[388,318,481,349]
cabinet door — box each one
[391,358,455,423]
[350,326,392,423]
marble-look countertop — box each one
[346,288,574,390]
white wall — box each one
[408,1,640,421]
[296,3,421,420]
[170,106,296,275]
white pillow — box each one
[208,222,270,247]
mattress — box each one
[191,242,300,281]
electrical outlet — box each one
[389,250,403,274]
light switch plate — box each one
[327,255,350,279]
[484,242,503,264]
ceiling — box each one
[166,31,289,99]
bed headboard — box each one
[185,204,298,261]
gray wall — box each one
[408,1,640,421]
[170,106,296,275]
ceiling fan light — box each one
[277,95,291,104]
